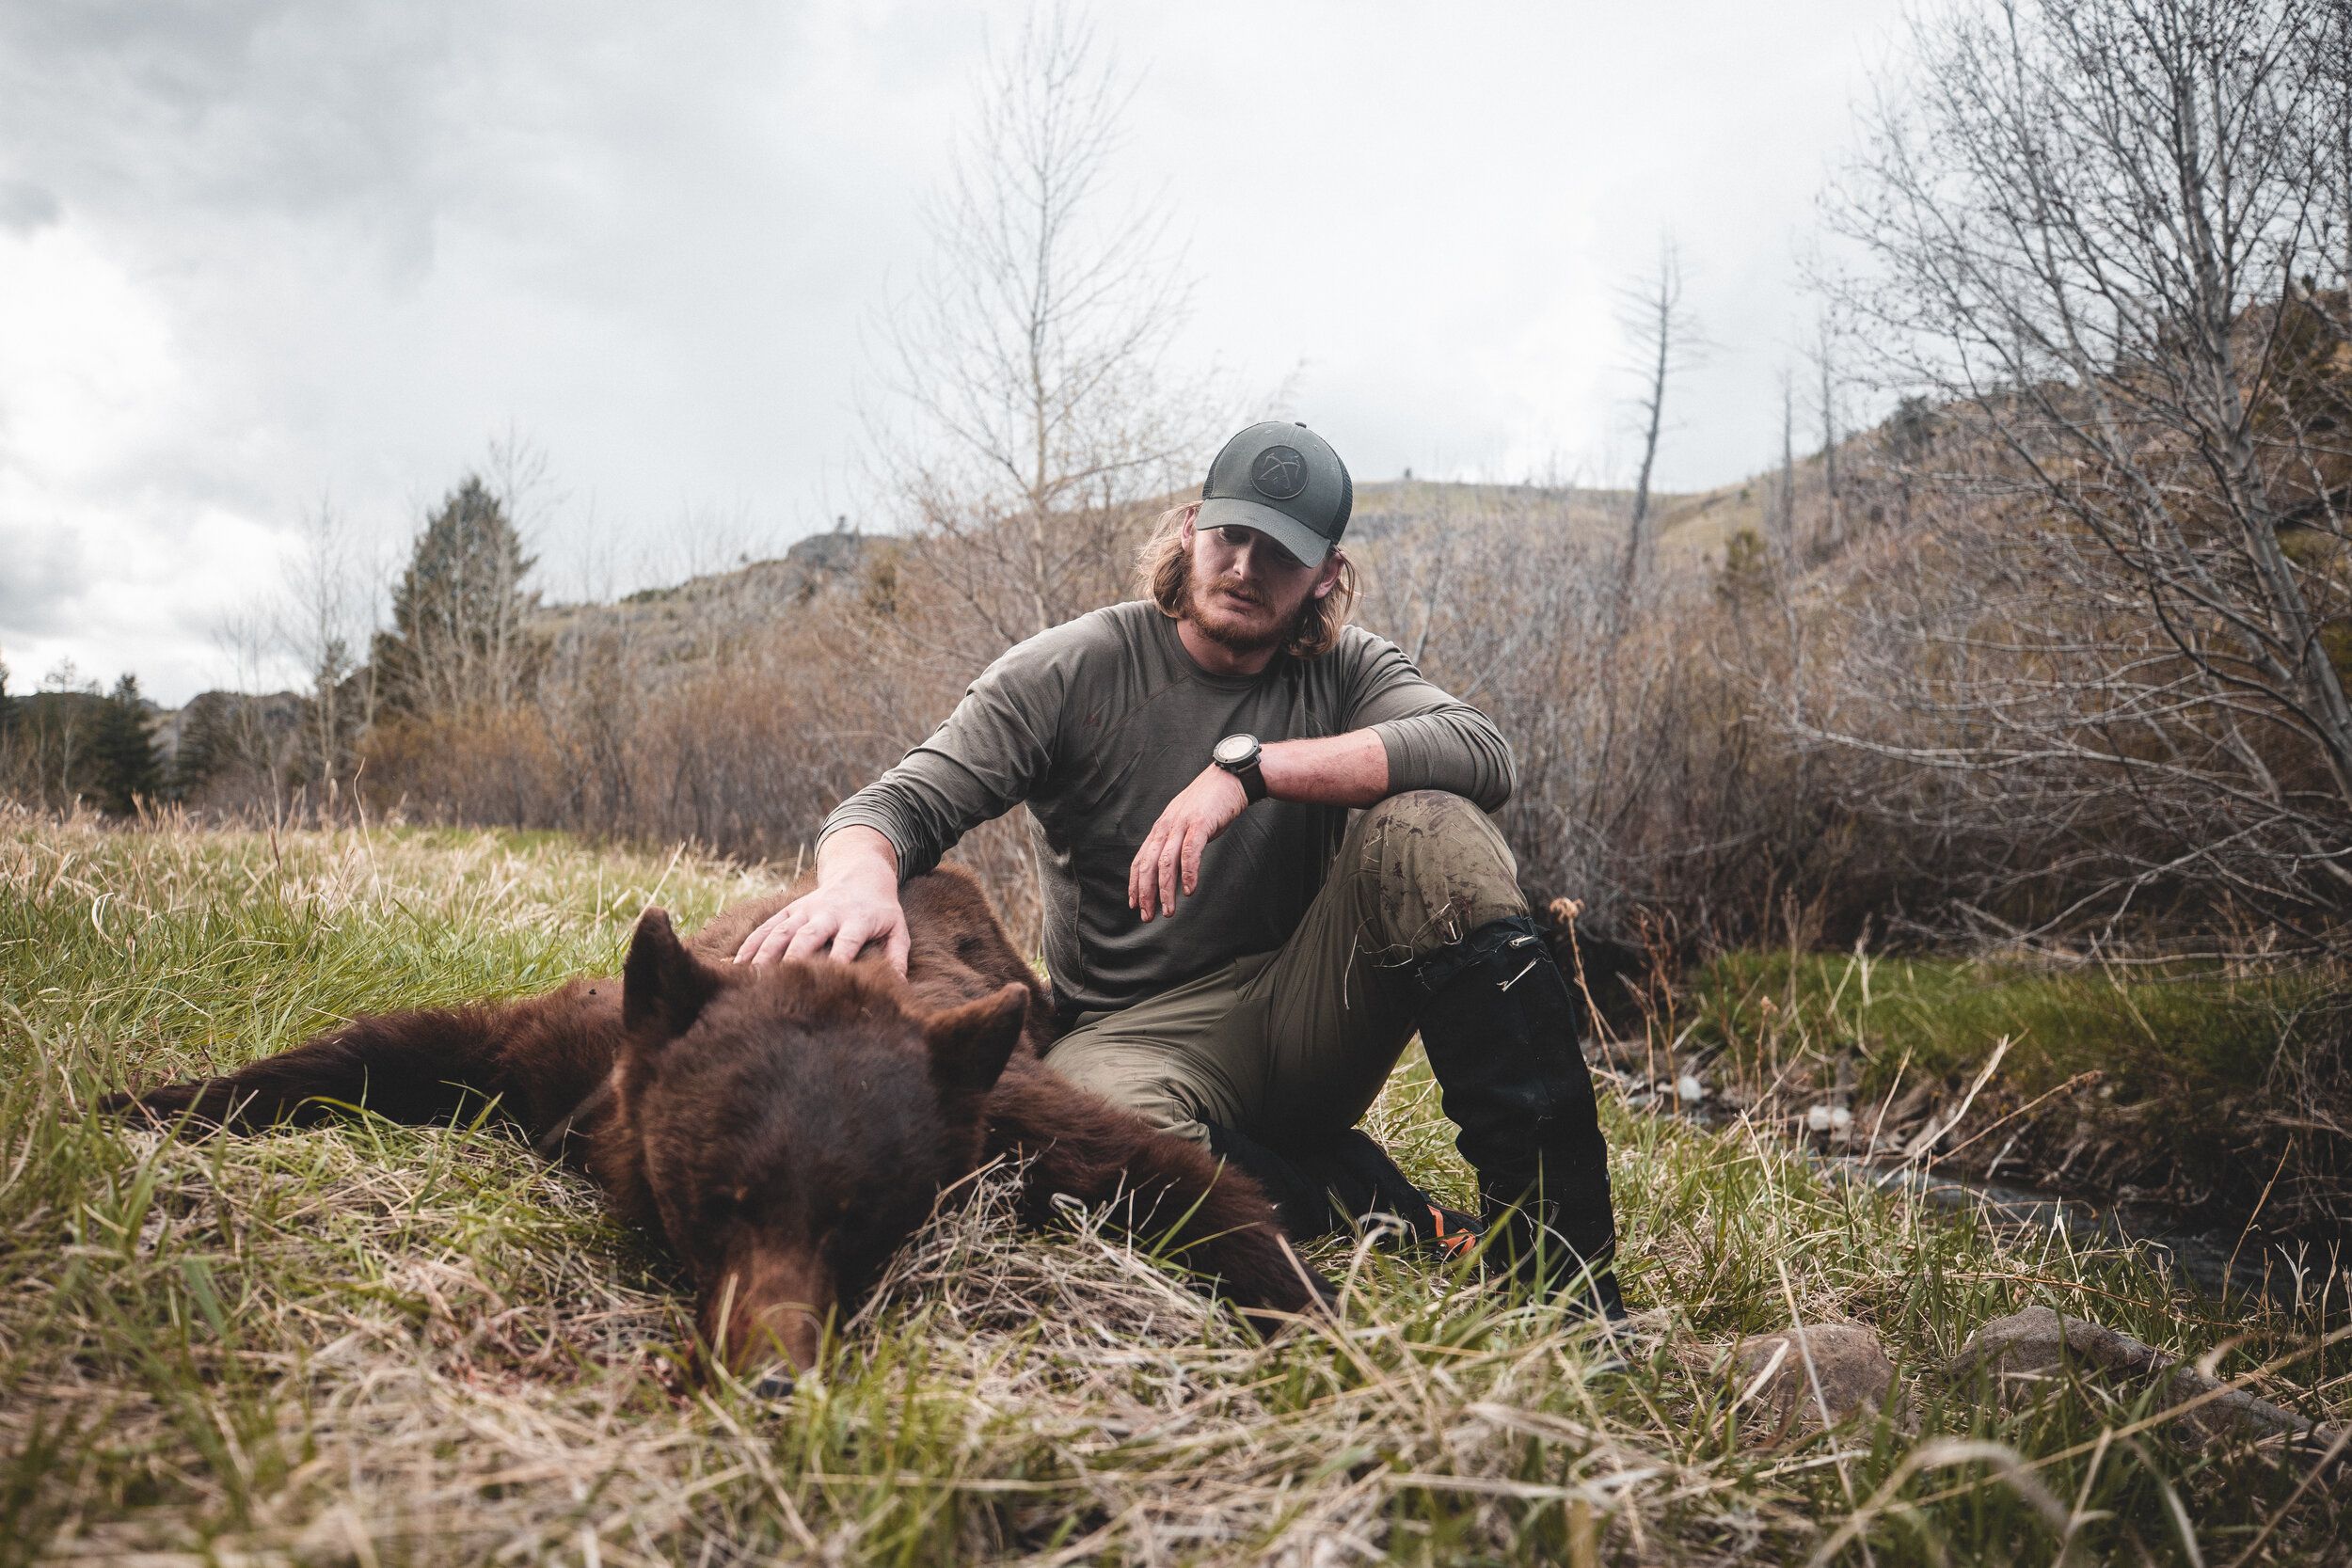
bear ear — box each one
[922,983,1030,1100]
[624,907,719,1041]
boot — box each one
[1203,1119,1339,1240]
[1307,1128,1484,1260]
[1411,915,1625,1320]
[1205,1121,1481,1255]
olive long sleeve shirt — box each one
[818,600,1516,1015]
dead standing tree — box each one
[1777,367,1799,554]
[1811,311,1845,550]
[1613,238,1700,617]
[869,6,1216,672]
[1813,0,2352,948]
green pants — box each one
[1041,791,1529,1148]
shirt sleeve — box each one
[817,628,1071,879]
[1339,631,1518,811]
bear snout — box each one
[702,1244,834,1375]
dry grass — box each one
[4,807,2346,1564]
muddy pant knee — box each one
[1344,790,1529,965]
[1039,1039,1220,1148]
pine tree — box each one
[372,474,543,717]
[92,673,161,816]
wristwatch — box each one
[1212,733,1267,803]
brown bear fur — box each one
[104,866,1329,1376]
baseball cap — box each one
[1197,420,1353,566]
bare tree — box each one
[1814,0,2352,947]
[1776,367,1799,551]
[0,659,103,808]
[274,498,377,800]
[206,608,303,813]
[2328,2,2352,303]
[1811,312,1843,546]
[867,4,1217,667]
[1613,238,1701,610]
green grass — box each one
[4,806,2346,1563]
[1689,951,2320,1098]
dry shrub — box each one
[356,569,1049,942]
[365,703,571,829]
[1348,485,1891,955]
[1774,408,2352,957]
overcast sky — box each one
[0,0,1903,705]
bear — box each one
[103,865,1331,1383]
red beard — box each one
[1177,562,1305,656]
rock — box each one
[1731,1323,1897,1437]
[1950,1306,2159,1383]
[1949,1307,2335,1452]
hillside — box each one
[519,470,1790,667]
[526,521,879,673]
[118,464,1812,788]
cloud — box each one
[0,179,57,234]
[0,1,493,292]
[0,1,1892,703]
[0,516,85,636]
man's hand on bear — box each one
[1129,765,1249,923]
[736,826,912,974]
[735,883,913,973]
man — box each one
[736,421,1622,1315]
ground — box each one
[3,809,2345,1565]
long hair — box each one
[1133,504,1359,659]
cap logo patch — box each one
[1250,445,1308,501]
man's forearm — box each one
[1367,711,1514,810]
[817,823,900,895]
[1259,730,1391,808]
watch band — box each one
[1230,754,1267,803]
[1214,734,1268,803]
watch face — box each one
[1214,734,1256,767]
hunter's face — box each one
[1180,517,1333,655]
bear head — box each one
[616,907,1027,1379]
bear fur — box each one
[103,865,1329,1376]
